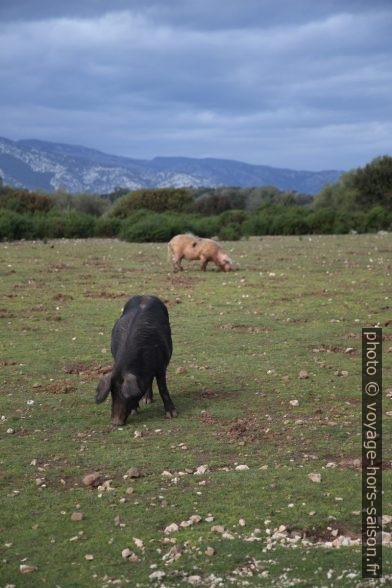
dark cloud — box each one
[0,1,391,170]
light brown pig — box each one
[168,233,233,272]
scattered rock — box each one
[84,554,94,561]
[164,523,179,534]
[299,370,309,379]
[133,430,143,438]
[20,564,37,574]
[235,464,249,471]
[126,487,134,494]
[308,473,321,483]
[176,367,187,374]
[82,472,101,487]
[121,548,132,559]
[194,464,208,475]
[187,575,202,585]
[161,470,173,477]
[335,370,349,377]
[133,537,144,549]
[149,571,165,580]
[71,512,84,522]
[127,467,141,478]
[163,544,183,563]
[98,479,114,491]
[205,546,215,556]
[211,525,225,534]
[289,399,299,406]
[189,514,202,524]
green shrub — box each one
[0,190,54,214]
[95,216,122,237]
[119,215,173,242]
[61,212,96,238]
[110,188,194,217]
[0,210,34,240]
[218,224,242,241]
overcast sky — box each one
[0,0,391,171]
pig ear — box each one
[121,373,140,399]
[96,372,112,404]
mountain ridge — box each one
[0,135,343,195]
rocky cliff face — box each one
[0,136,342,194]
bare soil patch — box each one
[63,362,112,378]
[52,293,74,302]
[48,263,74,272]
[310,344,357,354]
[218,324,270,334]
[46,381,77,394]
[83,290,128,299]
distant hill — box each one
[0,136,343,194]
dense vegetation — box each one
[0,155,391,241]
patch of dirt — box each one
[218,324,270,334]
[116,267,145,273]
[46,382,77,394]
[83,257,110,268]
[311,344,357,354]
[46,316,63,322]
[200,390,228,400]
[299,524,360,542]
[30,304,49,312]
[199,410,221,425]
[52,294,74,302]
[63,362,112,378]
[0,311,16,319]
[279,290,332,302]
[83,291,128,299]
[337,457,391,471]
[168,275,201,289]
[223,414,274,443]
[344,332,392,342]
[48,263,74,272]
[0,293,17,299]
[0,359,18,367]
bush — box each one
[119,214,173,242]
[110,188,194,217]
[0,210,34,240]
[95,216,122,237]
[61,212,96,238]
[0,190,54,214]
[218,224,242,241]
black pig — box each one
[96,295,177,425]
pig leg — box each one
[200,256,208,271]
[143,384,154,404]
[156,372,177,418]
[173,255,183,272]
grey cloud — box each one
[0,1,391,170]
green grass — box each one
[0,234,391,587]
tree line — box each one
[0,155,391,241]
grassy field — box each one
[0,234,391,587]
